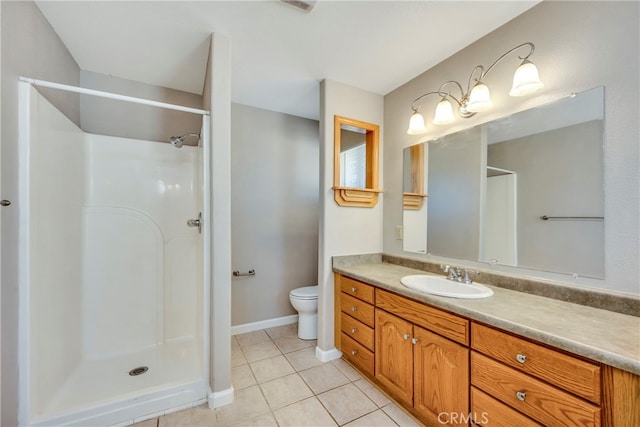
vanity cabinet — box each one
[333,273,640,427]
[471,322,602,426]
[375,289,470,426]
[334,274,376,376]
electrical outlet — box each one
[395,225,403,240]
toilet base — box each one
[297,313,317,340]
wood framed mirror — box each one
[333,115,381,207]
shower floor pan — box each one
[34,339,205,425]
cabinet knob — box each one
[516,391,526,401]
[516,354,527,364]
[351,328,357,334]
[0,200,11,207]
[351,306,357,312]
[351,287,357,292]
[411,338,419,345]
[351,350,358,356]
[403,334,410,340]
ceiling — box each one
[35,1,540,120]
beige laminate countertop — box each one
[333,262,640,376]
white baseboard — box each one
[315,346,342,362]
[208,386,234,409]
[231,314,298,336]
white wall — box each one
[383,1,639,295]
[1,2,80,424]
[318,79,384,356]
[230,103,319,326]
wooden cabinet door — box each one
[414,326,470,426]
[375,309,414,406]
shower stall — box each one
[17,81,211,426]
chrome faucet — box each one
[441,265,480,284]
[463,269,480,284]
[441,265,462,281]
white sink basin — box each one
[400,275,494,299]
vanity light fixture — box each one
[406,42,543,135]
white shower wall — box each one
[26,84,85,416]
[83,134,201,359]
[21,84,205,424]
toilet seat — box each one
[290,286,318,300]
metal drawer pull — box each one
[403,334,410,340]
[411,338,419,344]
[351,350,358,356]
[351,287,357,292]
[516,391,526,401]
[351,306,357,312]
[351,328,357,334]
[516,354,527,364]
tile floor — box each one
[135,324,422,426]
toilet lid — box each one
[290,286,318,299]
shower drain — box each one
[128,366,149,376]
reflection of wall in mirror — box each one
[403,206,427,253]
[487,120,604,278]
[427,127,484,261]
[340,129,366,188]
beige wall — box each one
[1,2,81,425]
[383,1,639,295]
[318,79,384,357]
[80,70,203,142]
[231,103,319,326]
[205,33,233,406]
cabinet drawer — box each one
[341,333,374,377]
[339,276,375,304]
[341,293,375,327]
[340,312,374,351]
[376,289,468,345]
[471,386,542,427]
[472,352,600,426]
[472,323,601,403]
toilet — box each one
[289,286,318,340]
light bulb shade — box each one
[466,82,492,113]
[510,59,543,96]
[407,111,427,135]
[432,98,455,125]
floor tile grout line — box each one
[154,326,421,427]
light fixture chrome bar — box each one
[406,42,542,135]
[19,77,210,116]
[480,42,535,81]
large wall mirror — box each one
[403,86,605,278]
[333,115,381,207]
